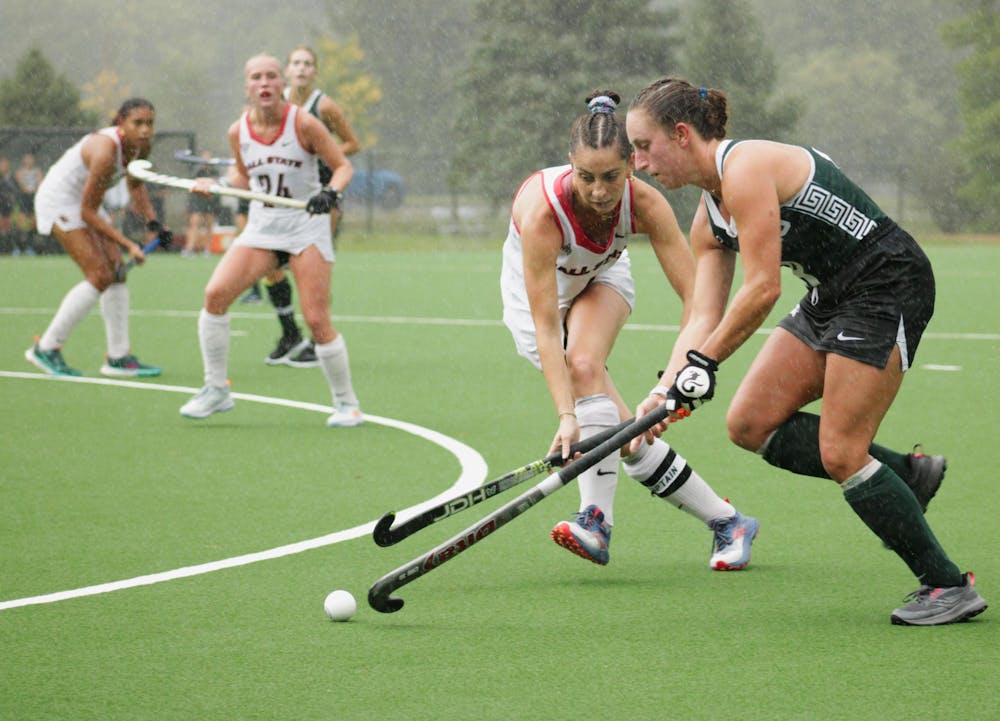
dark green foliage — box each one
[450,0,677,207]
[0,48,99,128]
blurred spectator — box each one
[0,157,15,254]
[15,152,44,253]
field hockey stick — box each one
[173,149,235,166]
[114,235,163,282]
[367,404,671,613]
[127,160,307,210]
[372,417,636,547]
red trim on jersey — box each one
[245,104,292,146]
[551,168,622,254]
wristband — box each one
[649,385,670,399]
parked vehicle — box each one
[344,168,405,209]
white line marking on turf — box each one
[920,364,962,371]
[2,306,998,340]
[0,372,488,612]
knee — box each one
[818,441,864,482]
[565,353,603,391]
[85,267,116,291]
[203,285,231,314]
[725,405,771,452]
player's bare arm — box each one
[320,97,361,156]
[300,112,353,192]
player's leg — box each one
[547,283,628,564]
[262,268,309,365]
[26,225,116,376]
[289,247,362,427]
[181,246,274,418]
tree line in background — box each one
[0,0,995,232]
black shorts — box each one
[237,199,250,216]
[187,193,220,214]
[0,193,12,216]
[777,222,934,370]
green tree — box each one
[0,47,98,127]
[943,0,1000,231]
[450,0,677,208]
[313,34,383,150]
[680,0,800,141]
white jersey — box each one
[234,103,333,261]
[500,164,637,368]
[34,127,124,234]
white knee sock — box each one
[623,438,735,524]
[575,394,621,525]
[39,281,100,351]
[316,334,358,407]
[198,309,230,388]
[100,283,130,358]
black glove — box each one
[146,219,173,249]
[666,350,718,413]
[305,187,342,215]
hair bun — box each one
[588,95,617,114]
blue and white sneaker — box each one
[708,511,759,571]
[551,505,611,565]
[180,384,234,419]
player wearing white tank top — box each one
[25,98,169,379]
[180,53,362,428]
[501,90,759,570]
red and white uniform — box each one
[34,127,125,234]
[234,103,334,261]
[500,164,637,368]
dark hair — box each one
[630,77,728,140]
[568,89,632,160]
[113,98,155,125]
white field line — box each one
[1,306,997,340]
[0,373,487,612]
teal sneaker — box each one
[25,343,81,376]
[100,354,162,378]
[551,505,611,565]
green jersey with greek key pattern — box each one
[702,140,888,289]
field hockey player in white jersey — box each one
[500,90,759,570]
[180,53,363,428]
[243,46,363,368]
[26,98,169,378]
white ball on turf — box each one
[324,590,357,622]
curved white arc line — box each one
[0,372,488,611]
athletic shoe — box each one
[906,445,946,513]
[708,511,760,571]
[286,341,320,368]
[550,505,611,565]
[24,343,81,377]
[100,354,162,378]
[179,385,234,419]
[891,572,988,626]
[240,285,262,303]
[326,404,364,428]
[265,335,308,365]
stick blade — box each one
[368,586,404,613]
[372,512,397,547]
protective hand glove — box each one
[146,219,173,249]
[665,350,718,413]
[305,187,342,215]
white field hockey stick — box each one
[127,160,307,210]
[372,418,636,547]
[173,149,235,166]
[367,404,672,613]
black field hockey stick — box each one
[115,235,164,282]
[368,404,671,613]
[372,418,636,547]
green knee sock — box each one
[762,412,910,480]
[843,463,963,587]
